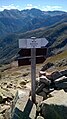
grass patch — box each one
[11,72,21,76]
[44,50,67,64]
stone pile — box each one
[36,69,67,99]
[40,90,67,119]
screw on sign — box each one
[19,37,48,103]
[30,40,38,48]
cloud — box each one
[24,4,62,11]
[0,4,63,12]
[25,4,38,9]
[42,5,62,11]
[0,4,19,11]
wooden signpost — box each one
[19,37,48,103]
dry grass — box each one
[44,50,67,64]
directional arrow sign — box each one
[19,38,48,48]
[18,37,48,103]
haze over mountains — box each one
[0,8,67,64]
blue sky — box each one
[0,0,67,12]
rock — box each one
[18,89,30,98]
[41,90,67,119]
[0,105,10,114]
[1,86,9,91]
[43,88,50,94]
[36,116,44,119]
[20,80,26,86]
[55,82,67,90]
[22,72,29,77]
[39,71,46,77]
[51,71,62,81]
[41,62,54,71]
[36,83,45,94]
[46,72,52,80]
[35,78,40,89]
[60,70,67,77]
[38,91,47,100]
[46,71,62,81]
[0,95,3,103]
[40,76,51,85]
[0,88,13,104]
[0,114,4,119]
[54,76,67,84]
[5,109,11,119]
[16,84,22,89]
[64,88,67,92]
[7,83,13,88]
[36,95,43,104]
[12,96,36,119]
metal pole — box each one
[31,47,36,103]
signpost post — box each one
[19,37,48,103]
[31,45,36,103]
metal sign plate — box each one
[27,39,41,48]
[19,39,27,48]
[19,38,48,48]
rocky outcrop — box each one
[36,116,44,119]
[41,62,54,71]
[41,90,67,119]
[36,69,67,100]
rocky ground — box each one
[0,61,67,119]
[0,61,43,119]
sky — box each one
[0,0,67,12]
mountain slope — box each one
[0,8,67,37]
[0,20,67,64]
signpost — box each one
[19,37,48,103]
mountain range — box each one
[0,8,67,37]
[0,8,67,64]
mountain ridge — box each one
[0,20,67,64]
[0,8,67,37]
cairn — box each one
[36,70,67,100]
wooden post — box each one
[31,47,36,103]
[19,37,48,103]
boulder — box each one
[46,71,62,81]
[40,76,51,86]
[41,90,67,119]
[46,73,52,80]
[54,76,67,84]
[12,96,36,119]
[5,109,11,119]
[36,116,44,119]
[41,62,54,71]
[60,70,67,77]
[0,88,13,104]
[42,88,49,93]
[36,95,43,104]
[36,83,45,94]
[0,114,4,119]
[20,80,27,86]
[38,91,47,100]
[0,95,3,103]
[0,105,10,114]
[39,71,46,77]
[55,82,67,90]
[51,71,62,81]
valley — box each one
[0,8,67,119]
